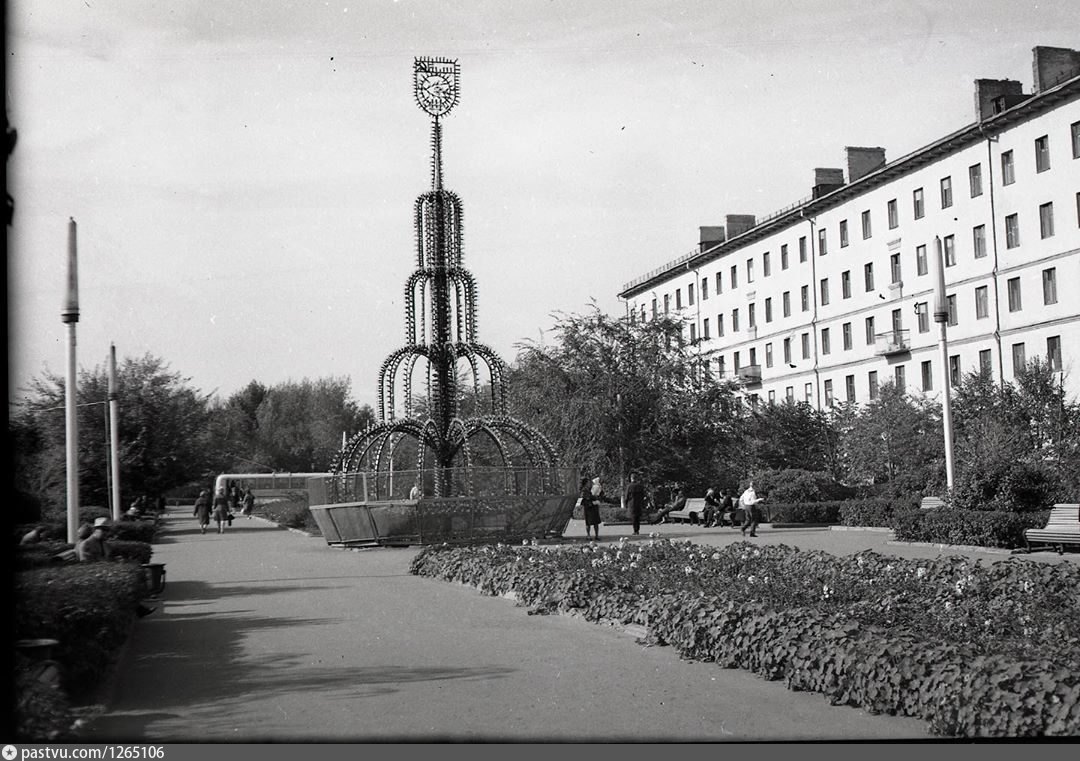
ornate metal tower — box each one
[329,57,561,502]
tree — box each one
[743,400,841,476]
[11,354,215,516]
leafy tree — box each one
[743,400,841,476]
[10,354,215,516]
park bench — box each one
[920,496,945,510]
[1023,504,1080,554]
[666,498,707,524]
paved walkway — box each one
[85,512,1072,742]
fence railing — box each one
[311,466,580,505]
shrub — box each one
[110,519,158,544]
[14,562,145,700]
[839,497,917,528]
[765,501,843,524]
[260,496,321,534]
[950,460,1057,512]
[108,540,153,565]
[14,656,72,741]
[892,508,1051,549]
[748,469,854,503]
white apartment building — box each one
[619,46,1080,409]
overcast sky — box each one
[7,0,1078,407]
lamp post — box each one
[108,344,122,521]
[932,236,956,491]
[61,218,80,543]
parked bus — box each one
[213,472,331,503]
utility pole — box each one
[932,236,956,492]
[108,343,122,521]
[61,218,80,543]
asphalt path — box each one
[86,511,1070,742]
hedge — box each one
[893,508,1052,549]
[839,498,917,528]
[764,501,844,524]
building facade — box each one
[619,46,1080,409]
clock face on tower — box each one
[414,57,460,117]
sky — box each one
[7,0,1079,408]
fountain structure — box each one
[308,57,577,547]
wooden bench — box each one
[920,496,945,510]
[666,498,707,524]
[1024,504,1080,554]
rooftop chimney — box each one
[725,214,756,238]
[1032,46,1080,92]
[812,168,845,199]
[846,146,886,183]
[699,226,726,250]
[974,79,1026,121]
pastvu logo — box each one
[3,745,18,761]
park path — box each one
[83,512,944,742]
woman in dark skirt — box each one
[580,476,601,541]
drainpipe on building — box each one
[802,209,823,411]
[979,122,1006,387]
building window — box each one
[845,374,856,403]
[731,265,738,289]
[913,187,925,219]
[842,322,852,351]
[804,382,813,403]
[717,313,724,336]
[676,289,683,309]
[786,386,794,402]
[864,262,874,292]
[841,270,851,299]
[973,224,987,258]
[895,365,905,391]
[749,347,757,367]
[861,210,872,239]
[947,294,957,327]
[1047,336,1062,371]
[651,298,657,318]
[1040,202,1054,239]
[975,285,989,319]
[892,308,903,336]
[1005,213,1020,248]
[801,285,809,312]
[821,327,831,355]
[1072,121,1080,159]
[663,294,670,314]
[748,303,756,329]
[701,277,709,300]
[1043,267,1058,305]
[824,379,834,407]
[916,244,928,276]
[969,163,983,197]
[763,251,771,277]
[768,390,776,405]
[979,349,992,376]
[949,355,961,388]
[746,259,754,283]
[818,228,828,256]
[782,291,791,317]
[868,371,878,400]
[921,360,933,391]
[944,235,956,267]
[799,236,807,263]
[716,272,723,295]
[1007,276,1022,312]
[1035,135,1050,173]
[718,356,726,377]
[890,252,902,284]
[765,297,773,323]
[765,343,774,368]
[1002,150,1015,185]
[865,316,875,345]
[839,220,849,248]
[917,302,929,333]
[734,352,740,373]
[781,244,789,270]
[783,337,792,364]
[801,332,810,360]
[888,198,898,229]
[732,308,740,332]
[1012,343,1026,377]
[702,318,710,340]
[688,283,695,305]
[640,305,646,323]
[940,176,953,208]
[820,278,830,305]
[689,323,697,342]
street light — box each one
[932,235,956,492]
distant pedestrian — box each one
[739,481,765,538]
[624,472,646,536]
[241,488,255,518]
[194,489,211,534]
[229,482,242,513]
[409,481,421,500]
[580,476,601,541]
[212,487,231,534]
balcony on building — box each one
[874,329,911,356]
[736,364,763,386]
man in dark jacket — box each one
[624,472,646,535]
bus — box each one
[213,472,331,503]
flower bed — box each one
[410,538,1080,737]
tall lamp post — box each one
[108,344,122,521]
[932,236,956,491]
[61,218,81,543]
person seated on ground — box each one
[76,518,113,562]
[20,525,48,545]
[652,487,687,524]
[702,488,721,527]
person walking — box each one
[739,481,765,537]
[193,489,212,534]
[212,487,231,534]
[580,476,601,541]
[241,487,255,518]
[624,471,646,536]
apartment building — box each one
[619,46,1080,409]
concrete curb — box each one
[884,540,1014,556]
[830,526,894,533]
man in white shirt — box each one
[739,482,763,537]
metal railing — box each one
[874,329,911,356]
[313,466,580,505]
